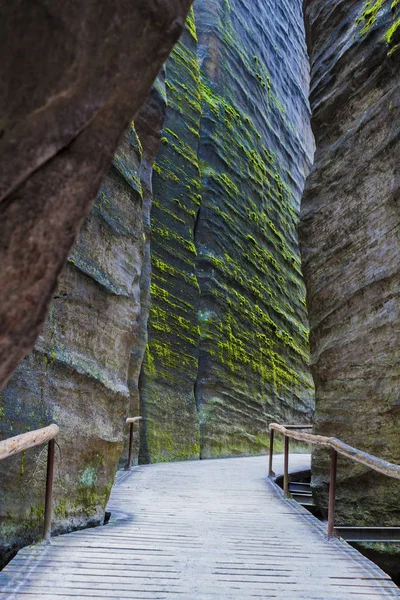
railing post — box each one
[284,435,289,497]
[328,447,338,537]
[43,438,55,542]
[268,428,275,477]
[126,422,134,470]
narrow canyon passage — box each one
[0,0,399,588]
[0,0,316,556]
[2,455,399,599]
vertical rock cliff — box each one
[140,0,315,461]
[140,9,202,463]
[194,0,314,457]
[127,76,168,464]
[301,0,400,523]
[1,0,315,561]
[0,88,166,561]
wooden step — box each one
[336,527,400,543]
[288,482,311,493]
[291,492,315,507]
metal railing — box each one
[268,422,400,537]
[125,417,142,470]
[0,424,59,542]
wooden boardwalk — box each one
[1,455,399,599]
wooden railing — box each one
[125,417,143,470]
[0,417,141,545]
[268,423,313,485]
[268,422,400,537]
[0,424,59,542]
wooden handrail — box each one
[282,424,313,430]
[0,424,59,542]
[126,416,143,470]
[269,423,400,479]
[268,423,313,485]
[0,424,59,461]
[268,422,400,537]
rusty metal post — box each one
[43,438,55,542]
[328,447,338,537]
[284,435,289,497]
[126,422,134,470]
[268,428,275,477]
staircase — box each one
[288,481,315,507]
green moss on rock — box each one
[140,0,314,462]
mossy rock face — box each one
[120,74,168,469]
[0,0,316,565]
[140,0,315,462]
[140,381,200,464]
[0,119,146,563]
[140,13,203,463]
[302,0,400,528]
[194,0,314,456]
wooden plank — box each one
[336,526,400,542]
[1,454,399,599]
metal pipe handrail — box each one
[125,417,143,470]
[268,422,400,537]
[0,424,59,542]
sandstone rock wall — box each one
[140,9,202,463]
[140,0,315,461]
[1,0,315,562]
[0,0,194,393]
[194,0,314,457]
[301,0,400,524]
[0,89,166,562]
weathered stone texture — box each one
[194,0,315,457]
[125,76,168,467]
[0,0,193,393]
[301,0,400,523]
[140,9,202,463]
[140,0,315,462]
[0,86,169,560]
[137,1,315,462]
[0,123,145,562]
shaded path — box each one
[1,455,399,599]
